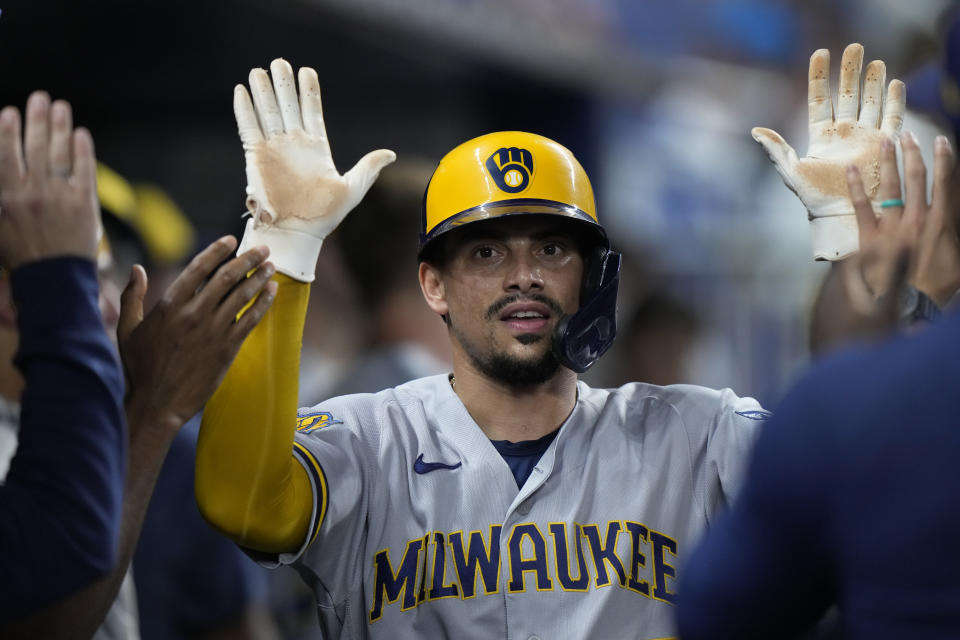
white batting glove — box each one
[752,43,905,261]
[234,58,396,281]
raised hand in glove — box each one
[235,58,396,281]
[752,43,905,261]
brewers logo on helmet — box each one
[420,131,606,259]
[485,146,534,192]
[420,131,621,373]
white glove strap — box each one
[809,215,859,261]
[237,217,322,283]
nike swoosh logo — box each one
[414,454,462,475]
[735,409,773,421]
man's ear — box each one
[0,274,15,329]
[418,262,449,317]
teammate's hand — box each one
[0,92,100,270]
[906,134,960,307]
[847,132,960,306]
[809,249,907,357]
[753,43,905,261]
[118,236,277,428]
[234,58,396,281]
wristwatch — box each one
[898,285,941,326]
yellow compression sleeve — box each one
[196,274,314,553]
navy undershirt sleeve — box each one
[0,257,126,618]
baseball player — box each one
[193,57,766,640]
[194,45,904,637]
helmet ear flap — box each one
[554,251,621,373]
[580,244,609,306]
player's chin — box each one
[513,333,546,346]
[501,333,551,359]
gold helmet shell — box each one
[419,131,607,259]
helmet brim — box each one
[418,199,608,263]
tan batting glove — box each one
[234,58,396,281]
[752,43,905,261]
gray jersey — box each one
[270,375,765,639]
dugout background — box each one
[0,0,954,407]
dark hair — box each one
[624,291,699,340]
[101,207,152,273]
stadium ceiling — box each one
[284,0,663,100]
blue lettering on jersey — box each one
[296,411,342,433]
[368,520,680,623]
[507,524,553,592]
[550,523,590,591]
[650,530,679,604]
[449,526,501,599]
[624,521,651,596]
[370,537,425,621]
[582,522,628,588]
[428,531,460,600]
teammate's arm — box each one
[2,238,276,639]
[0,261,126,619]
[194,58,394,553]
[0,93,126,620]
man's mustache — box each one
[485,294,566,321]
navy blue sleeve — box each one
[676,365,842,639]
[0,257,126,618]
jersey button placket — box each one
[516,500,532,516]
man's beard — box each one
[451,294,565,387]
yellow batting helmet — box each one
[419,131,608,260]
[96,162,141,272]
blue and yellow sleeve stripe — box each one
[292,442,328,547]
